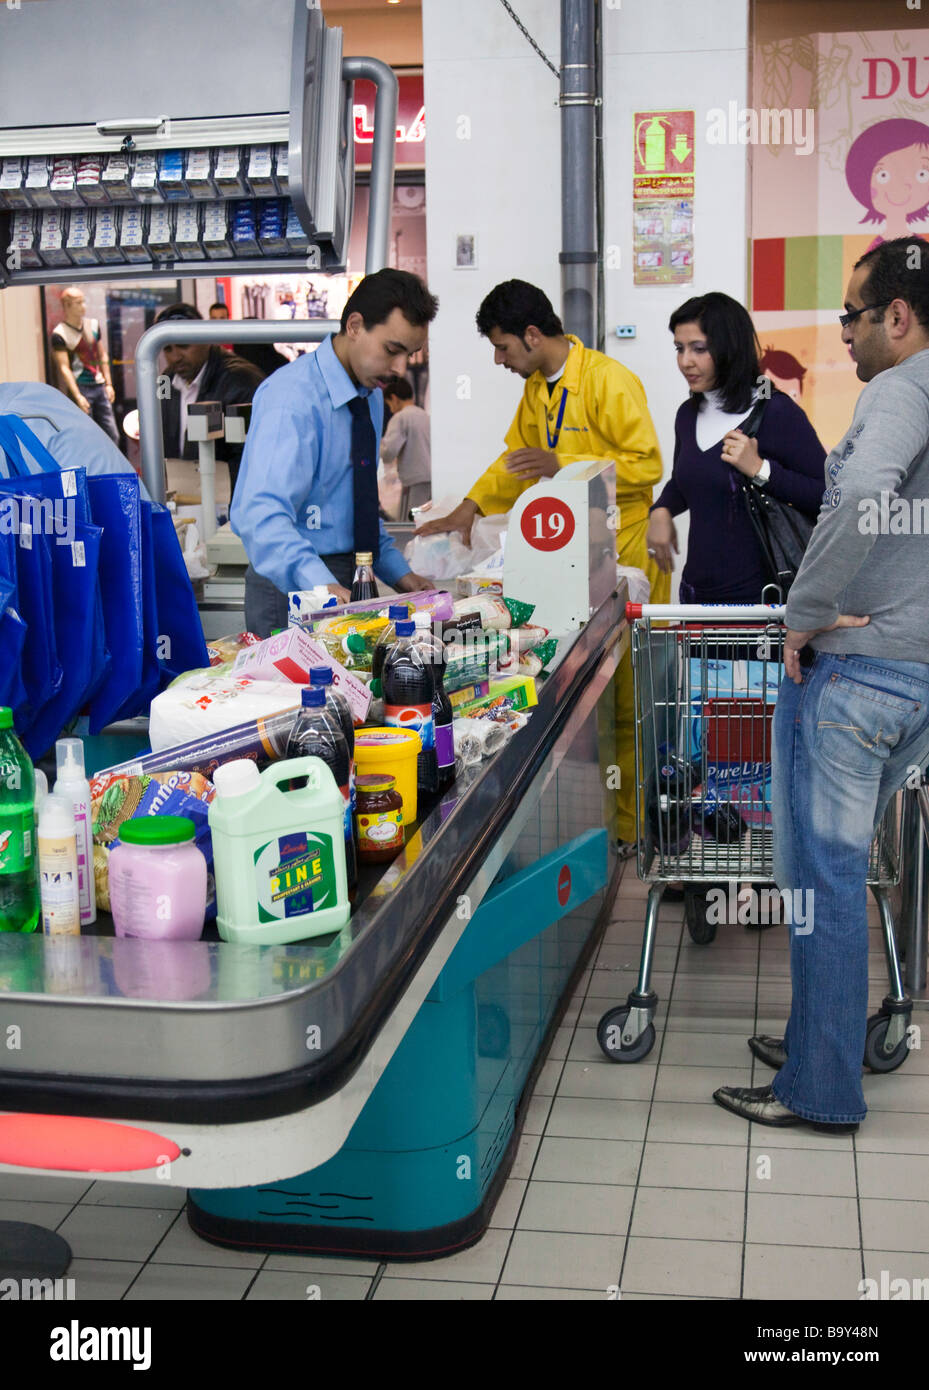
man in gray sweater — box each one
[714,237,929,1133]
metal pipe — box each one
[343,56,398,275]
[136,319,340,502]
[560,0,598,346]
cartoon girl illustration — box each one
[845,118,929,249]
[761,347,807,407]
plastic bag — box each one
[404,531,473,581]
[469,514,509,568]
[618,564,652,606]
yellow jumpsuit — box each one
[465,336,670,841]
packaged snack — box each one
[91,769,216,915]
[457,675,538,719]
[148,674,305,752]
[206,631,262,667]
[299,590,455,630]
[232,629,371,725]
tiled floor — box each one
[3,865,927,1301]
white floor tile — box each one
[55,1206,180,1263]
[621,1236,742,1298]
[630,1186,744,1242]
[246,1270,372,1300]
[742,1242,862,1301]
[373,1278,494,1300]
[381,1227,510,1284]
[746,1192,860,1249]
[124,1263,257,1300]
[517,1181,633,1237]
[501,1229,625,1290]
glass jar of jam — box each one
[355,774,405,863]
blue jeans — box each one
[771,652,929,1124]
[81,382,119,447]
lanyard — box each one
[545,387,569,450]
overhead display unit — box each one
[0,0,384,284]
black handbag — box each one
[735,396,817,600]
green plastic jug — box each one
[208,756,350,944]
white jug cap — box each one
[211,759,261,798]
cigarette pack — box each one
[213,147,247,197]
[8,209,42,267]
[131,152,163,202]
[25,156,55,207]
[185,149,216,199]
[246,146,277,198]
[174,205,203,260]
[202,202,233,259]
[0,158,29,210]
[158,150,188,201]
[101,154,133,201]
[37,209,71,266]
[66,208,99,264]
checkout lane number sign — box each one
[520,498,575,552]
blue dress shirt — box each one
[230,335,410,592]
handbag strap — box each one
[0,415,63,477]
[738,394,769,441]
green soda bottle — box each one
[0,707,40,933]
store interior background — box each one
[1,0,925,602]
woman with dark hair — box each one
[647,292,826,603]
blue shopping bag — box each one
[21,520,104,760]
[149,503,210,682]
[86,473,146,733]
[109,499,161,722]
[0,417,109,728]
[0,569,26,712]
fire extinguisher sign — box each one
[632,110,695,287]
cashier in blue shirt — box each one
[231,268,439,636]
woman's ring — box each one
[647,547,656,555]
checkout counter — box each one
[0,461,628,1260]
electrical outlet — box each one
[615,325,636,339]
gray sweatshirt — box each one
[785,346,929,661]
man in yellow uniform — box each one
[416,280,670,849]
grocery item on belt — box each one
[209,756,351,945]
[296,590,455,631]
[148,673,305,752]
[456,675,538,719]
[206,631,262,667]
[91,769,215,915]
[354,727,421,826]
[231,629,372,725]
[453,716,507,760]
[448,680,489,711]
[90,707,300,783]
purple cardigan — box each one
[652,390,827,602]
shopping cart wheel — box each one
[684,887,720,945]
[863,1012,911,1073]
[597,1006,656,1063]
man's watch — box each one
[751,458,772,487]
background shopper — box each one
[154,302,263,500]
[648,292,826,602]
[715,238,929,1134]
[50,287,119,446]
[379,373,432,516]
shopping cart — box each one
[598,602,912,1068]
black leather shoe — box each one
[748,1034,787,1070]
[712,1083,859,1134]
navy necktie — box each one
[347,394,380,560]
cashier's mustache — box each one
[0,495,76,545]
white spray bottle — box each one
[54,737,96,926]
